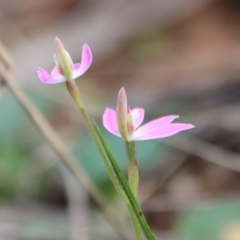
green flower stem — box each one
[127,159,142,239]
[127,203,143,240]
[125,141,142,238]
[125,141,139,197]
[128,159,139,197]
[66,80,127,201]
[125,141,135,163]
[125,141,142,239]
[94,122,156,240]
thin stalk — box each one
[79,104,127,201]
[127,204,143,240]
[78,101,144,240]
[94,122,156,240]
[125,141,139,196]
[66,80,127,202]
[125,141,135,164]
[125,141,142,239]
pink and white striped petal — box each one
[133,122,195,140]
[37,68,65,84]
[130,108,145,129]
[102,108,120,137]
[72,44,92,79]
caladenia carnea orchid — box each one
[37,38,159,240]
[37,37,92,84]
[102,87,194,239]
[103,87,195,194]
[103,87,195,142]
[37,37,93,108]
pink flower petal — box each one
[37,68,64,84]
[103,108,120,137]
[72,63,81,79]
[72,44,92,79]
[51,67,66,83]
[132,123,195,140]
[134,115,179,133]
[130,108,145,129]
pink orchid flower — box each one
[37,37,92,84]
[103,87,195,141]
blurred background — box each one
[1,0,240,239]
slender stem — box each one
[127,204,143,240]
[94,123,156,240]
[66,80,127,202]
[125,141,135,164]
[80,104,127,201]
[125,141,142,239]
[125,141,139,197]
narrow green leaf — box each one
[93,121,156,240]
